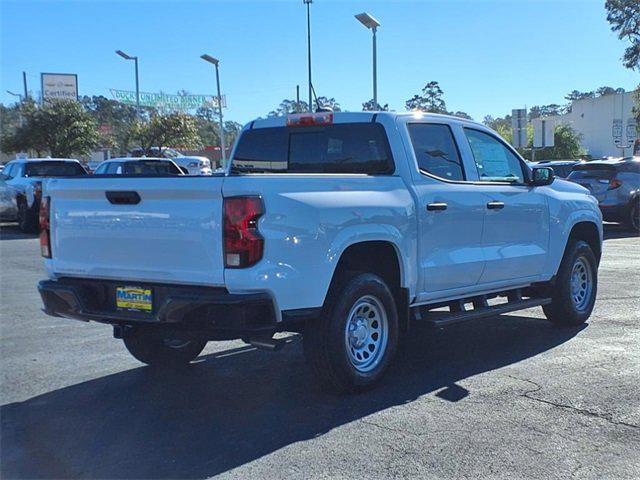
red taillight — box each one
[286,112,333,127]
[39,196,51,258]
[223,196,264,268]
[608,178,622,190]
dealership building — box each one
[534,90,638,158]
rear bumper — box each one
[38,278,278,337]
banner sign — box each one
[41,73,78,102]
[110,89,226,110]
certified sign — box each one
[41,73,78,102]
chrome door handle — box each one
[427,202,448,211]
[486,201,505,210]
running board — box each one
[420,298,552,328]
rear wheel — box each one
[17,199,38,233]
[543,240,597,326]
[123,330,207,366]
[304,272,399,393]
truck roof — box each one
[248,111,483,130]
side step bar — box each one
[420,297,552,328]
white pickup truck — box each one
[38,112,602,393]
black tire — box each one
[626,200,639,233]
[123,330,207,366]
[304,272,399,393]
[17,198,38,233]
[543,240,598,326]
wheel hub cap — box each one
[570,256,593,311]
[344,295,389,373]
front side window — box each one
[464,129,525,183]
[408,123,464,181]
[232,123,394,174]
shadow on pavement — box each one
[0,223,37,241]
[603,222,639,241]
[1,315,584,479]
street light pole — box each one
[355,12,381,109]
[304,0,313,112]
[116,50,141,119]
[201,54,227,167]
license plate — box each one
[116,286,152,312]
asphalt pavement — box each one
[1,223,639,479]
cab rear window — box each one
[231,123,394,174]
[25,161,87,177]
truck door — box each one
[461,128,550,284]
[406,122,487,294]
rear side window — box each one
[25,161,87,177]
[122,161,181,175]
[408,123,464,181]
[232,123,394,174]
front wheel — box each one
[543,240,598,326]
[304,272,399,393]
[123,330,207,366]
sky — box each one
[1,0,638,124]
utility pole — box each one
[304,0,313,112]
[22,71,28,100]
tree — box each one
[362,99,389,111]
[80,95,138,154]
[2,99,99,157]
[451,111,473,120]
[268,99,310,117]
[527,124,585,161]
[529,104,566,119]
[316,97,341,112]
[606,0,640,70]
[133,113,202,155]
[565,90,595,102]
[405,81,447,113]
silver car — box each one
[567,157,640,231]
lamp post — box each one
[355,12,381,109]
[303,0,313,112]
[115,50,140,119]
[201,54,227,166]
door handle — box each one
[486,201,505,210]
[106,191,141,205]
[427,202,448,211]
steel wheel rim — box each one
[570,256,593,311]
[344,295,388,373]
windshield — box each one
[231,123,394,174]
[24,161,87,177]
[122,160,181,175]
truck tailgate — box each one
[45,176,225,286]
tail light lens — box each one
[223,197,264,268]
[608,178,622,190]
[39,196,51,258]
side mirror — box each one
[531,167,555,186]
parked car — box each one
[0,177,18,221]
[535,159,582,178]
[38,111,602,393]
[93,158,184,175]
[567,157,639,231]
[172,156,213,175]
[0,158,87,232]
